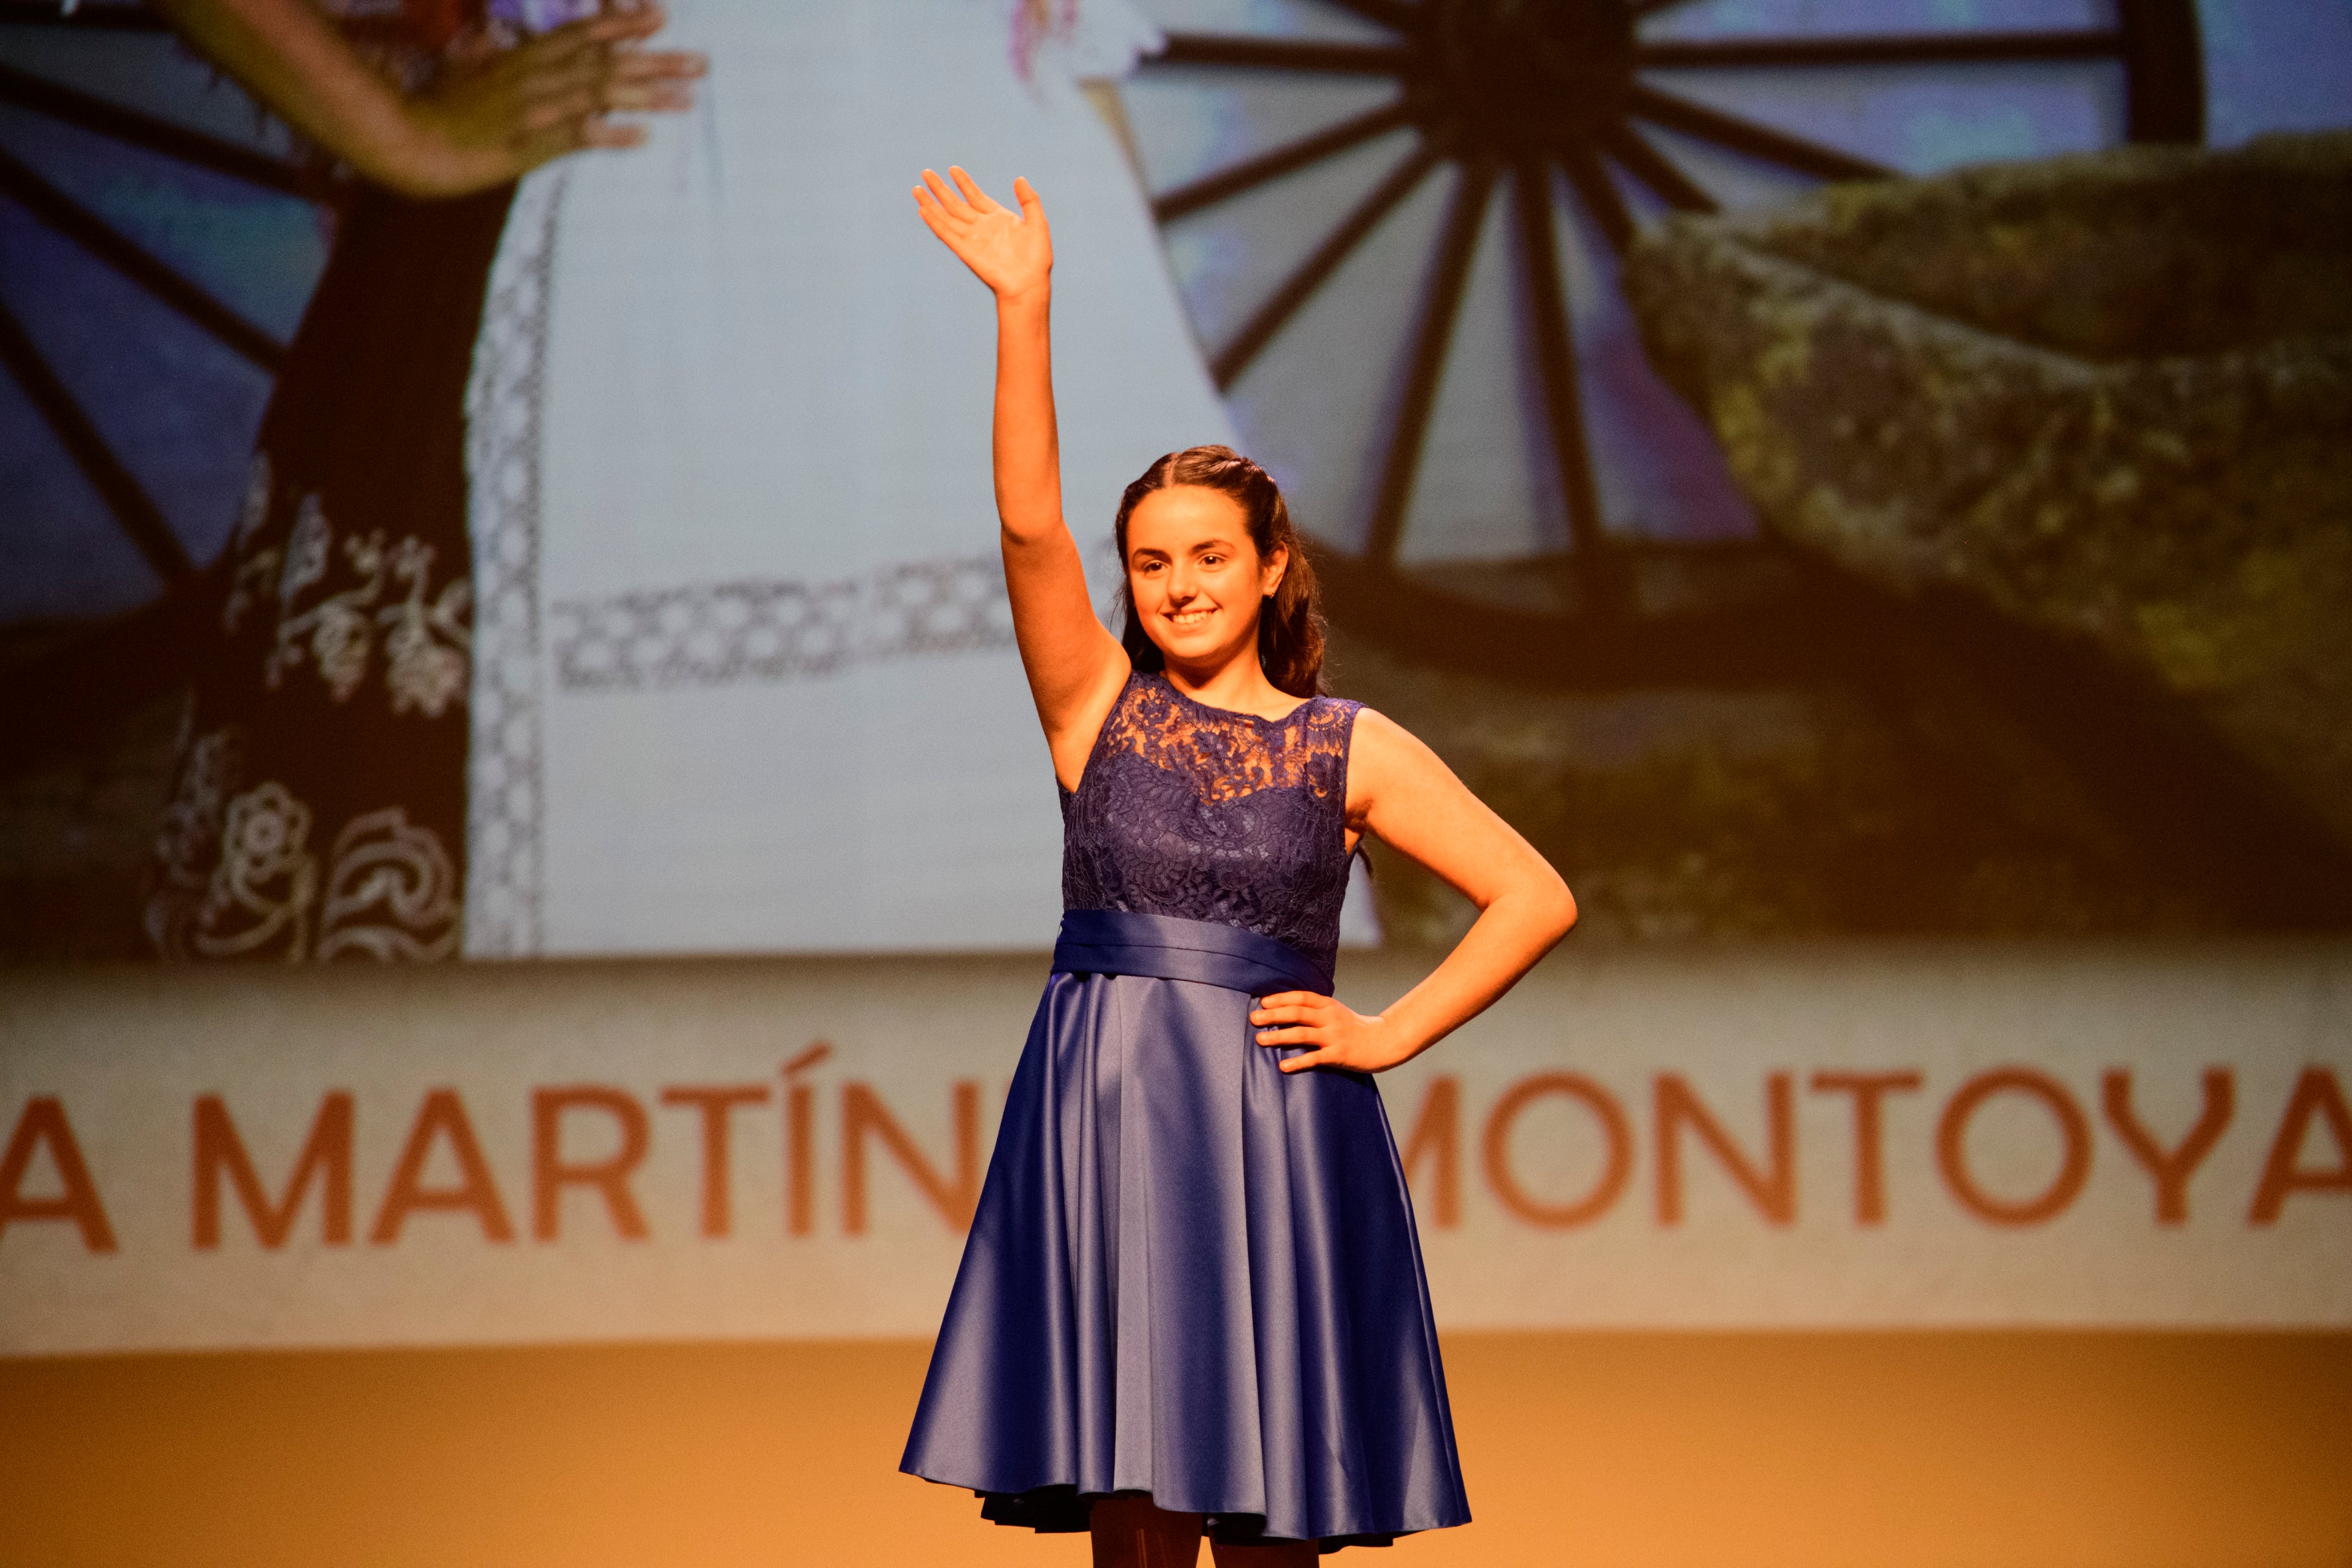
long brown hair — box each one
[1111,445,1327,698]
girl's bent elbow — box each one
[1545,875,1578,942]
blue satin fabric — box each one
[1050,907,1334,998]
[901,909,1470,1549]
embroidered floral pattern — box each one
[147,180,510,963]
[382,537,473,717]
[193,781,321,959]
[144,714,246,959]
[318,807,462,960]
[147,747,463,963]
[226,493,477,711]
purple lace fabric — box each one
[1061,672,1362,977]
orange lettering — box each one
[1936,1069,2090,1227]
[193,1092,353,1249]
[842,1081,979,1234]
[1399,1077,1461,1227]
[783,1044,831,1237]
[1810,1071,1922,1225]
[2102,1069,2232,1225]
[0,1097,116,1253]
[368,1089,514,1244]
[659,1084,770,1239]
[1656,1073,1794,1226]
[2248,1068,2352,1225]
[1482,1073,1631,1228]
[532,1086,651,1241]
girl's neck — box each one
[1158,647,1305,720]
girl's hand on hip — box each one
[1251,992,1419,1073]
[401,5,705,195]
[913,167,1053,303]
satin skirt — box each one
[900,911,1470,1549]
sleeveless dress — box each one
[901,673,1471,1551]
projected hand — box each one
[1252,993,1419,1075]
[913,167,1052,301]
[401,5,706,195]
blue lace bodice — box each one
[1061,672,1362,977]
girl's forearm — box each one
[992,288,1066,547]
[155,0,434,192]
[1378,882,1576,1059]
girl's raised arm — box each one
[914,168,1130,785]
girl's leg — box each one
[1208,1538,1318,1567]
[1091,1493,1205,1567]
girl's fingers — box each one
[521,89,599,133]
[515,19,610,68]
[517,54,609,104]
[948,165,998,213]
[584,5,667,43]
[1251,992,1308,1018]
[601,82,693,112]
[520,51,699,116]
[577,119,647,149]
[1278,1048,1338,1074]
[612,49,706,80]
[1013,175,1044,219]
[913,189,953,234]
[919,168,967,213]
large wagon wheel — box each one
[1130,0,2205,684]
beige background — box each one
[2,940,2348,1354]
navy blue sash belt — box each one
[1052,909,1332,998]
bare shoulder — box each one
[1342,705,1456,813]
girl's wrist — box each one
[1377,1006,1437,1065]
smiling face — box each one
[1124,484,1289,672]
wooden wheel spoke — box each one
[1626,84,1889,181]
[0,61,332,202]
[1210,138,1445,390]
[0,291,192,583]
[1149,33,1413,76]
[1310,0,1422,37]
[1554,145,1634,255]
[1598,121,1717,214]
[1154,98,1420,223]
[2118,0,2205,142]
[0,145,287,372]
[1638,29,2126,70]
[1364,159,1494,568]
[1510,159,1615,612]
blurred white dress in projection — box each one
[462,0,1374,954]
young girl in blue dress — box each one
[903,165,1579,1565]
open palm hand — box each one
[913,167,1052,301]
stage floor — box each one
[3,1330,2346,1566]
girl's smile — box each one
[1124,485,1287,674]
